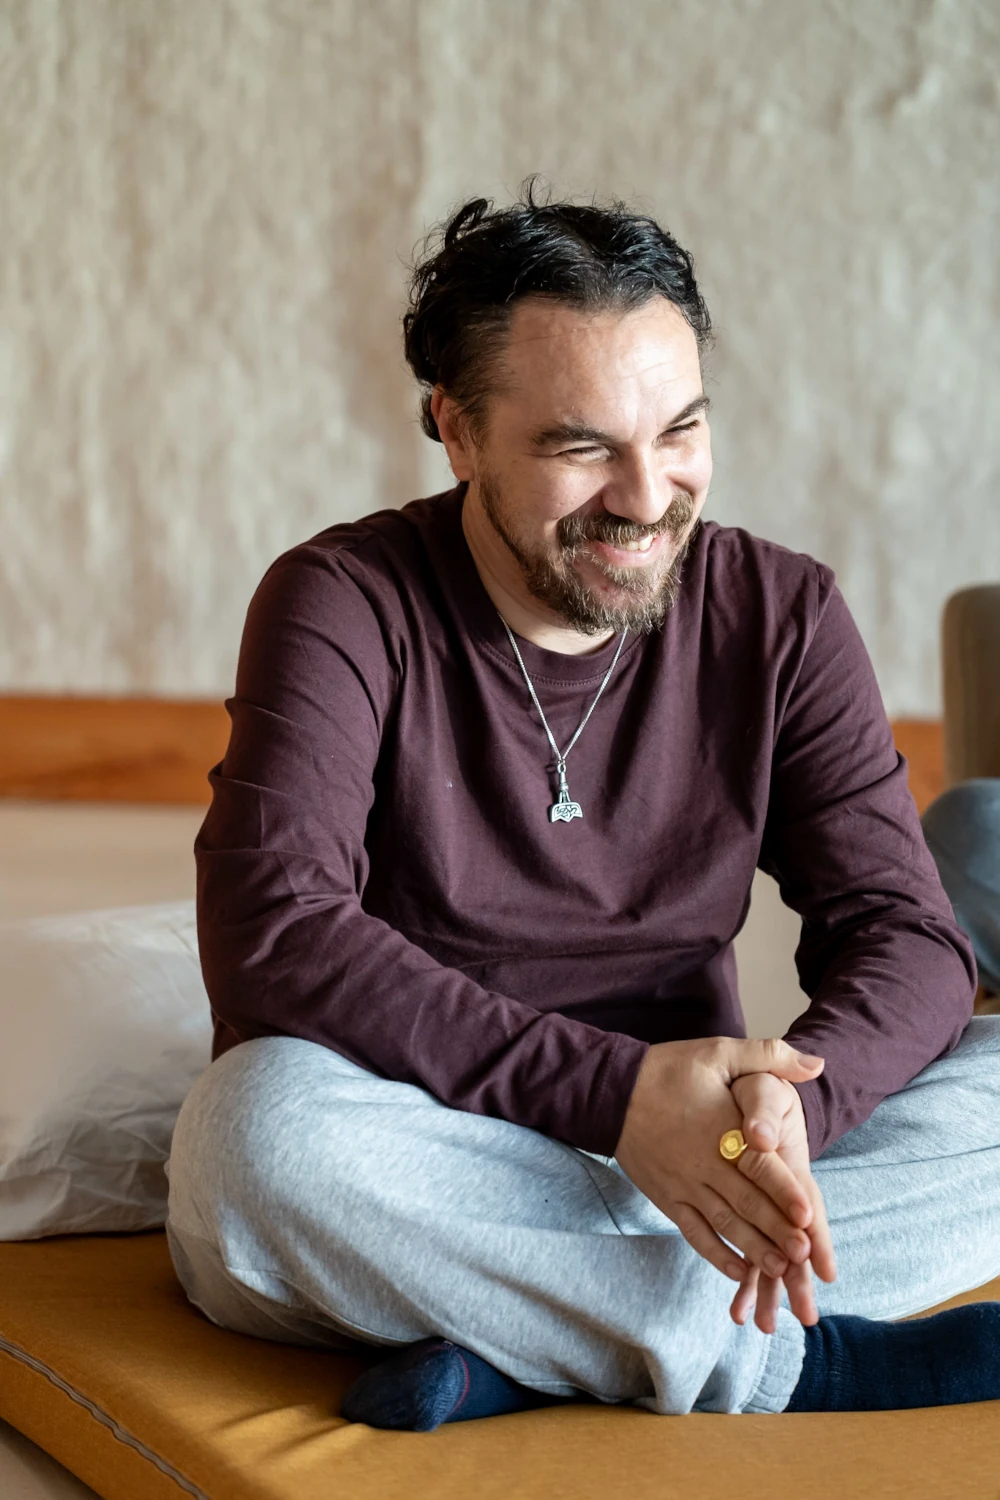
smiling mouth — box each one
[581,532,666,565]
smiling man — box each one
[167,189,1000,1428]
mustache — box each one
[557,493,695,550]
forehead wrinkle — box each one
[510,357,696,417]
[530,391,711,448]
[512,327,696,392]
[487,300,703,439]
[505,326,689,376]
[503,297,693,364]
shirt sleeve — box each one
[195,545,648,1155]
[759,565,977,1159]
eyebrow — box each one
[530,394,712,450]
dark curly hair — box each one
[403,178,712,443]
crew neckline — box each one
[429,484,646,687]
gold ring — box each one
[719,1128,748,1162]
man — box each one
[167,188,1000,1428]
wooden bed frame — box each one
[0,697,229,806]
[0,696,945,814]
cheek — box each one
[553,472,609,515]
[508,459,605,530]
[679,443,713,497]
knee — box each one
[167,1035,342,1238]
[959,1012,1000,1059]
[922,780,1000,889]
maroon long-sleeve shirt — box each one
[196,485,976,1159]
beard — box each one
[477,470,698,636]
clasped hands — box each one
[614,1036,837,1335]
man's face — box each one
[450,295,713,635]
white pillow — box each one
[0,901,212,1239]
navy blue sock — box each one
[786,1304,1000,1412]
[340,1338,576,1431]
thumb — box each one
[720,1036,824,1086]
[731,1072,791,1152]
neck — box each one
[460,484,617,656]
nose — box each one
[602,452,669,529]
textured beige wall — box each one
[1,0,998,710]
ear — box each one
[430,388,476,481]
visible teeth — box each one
[620,537,653,551]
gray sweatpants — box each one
[923,780,1000,995]
[166,1018,1000,1416]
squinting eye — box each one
[670,421,700,434]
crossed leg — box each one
[166,1018,1000,1417]
[810,1014,1000,1320]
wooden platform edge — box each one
[0,697,945,812]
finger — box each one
[743,1096,794,1158]
[698,1183,802,1276]
[744,1113,780,1153]
[742,1151,836,1292]
[783,1256,818,1326]
[803,1175,837,1284]
[720,1037,825,1086]
[730,1264,759,1325]
[710,1166,813,1261]
[671,1203,754,1283]
[754,1272,783,1335]
[729,1071,791,1155]
[732,1259,818,1330]
[738,1145,815,1233]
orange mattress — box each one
[0,1232,998,1500]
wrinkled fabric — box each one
[166,1019,1000,1415]
[196,486,976,1158]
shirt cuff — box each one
[588,1033,650,1156]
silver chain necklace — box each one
[499,617,628,824]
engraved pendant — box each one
[549,761,583,824]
